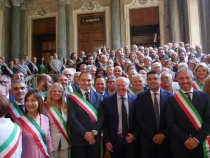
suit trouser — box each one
[172,149,204,158]
[109,137,137,158]
[52,148,68,158]
[71,142,100,158]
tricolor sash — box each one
[5,67,14,75]
[43,103,69,143]
[54,59,60,66]
[0,124,22,158]
[115,59,121,66]
[36,89,46,101]
[174,90,210,158]
[40,64,47,71]
[90,83,96,91]
[66,87,73,94]
[8,102,24,121]
[136,62,144,67]
[122,70,128,78]
[18,115,49,156]
[127,85,137,95]
[98,62,108,76]
[192,80,203,91]
[31,63,38,72]
[18,65,27,74]
[141,66,150,73]
[78,57,84,62]
[69,92,98,123]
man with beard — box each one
[36,74,52,101]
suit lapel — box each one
[159,89,166,116]
[128,94,133,130]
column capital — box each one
[58,0,66,2]
[5,0,12,8]
[66,0,70,4]
[10,0,24,7]
[20,2,25,10]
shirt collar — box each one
[117,92,128,99]
[80,88,90,95]
[150,88,161,95]
[180,87,193,94]
[14,100,24,105]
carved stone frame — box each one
[72,1,110,54]
[124,0,165,48]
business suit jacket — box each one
[103,93,139,144]
[71,84,80,92]
[166,90,210,152]
[135,89,172,146]
[67,89,104,146]
[17,114,54,158]
[28,63,40,74]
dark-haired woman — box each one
[17,90,53,158]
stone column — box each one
[168,0,181,42]
[111,0,121,50]
[20,3,25,59]
[66,0,70,55]
[4,1,12,62]
[10,0,22,59]
[177,0,190,43]
[198,0,210,54]
[58,0,67,59]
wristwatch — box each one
[92,130,98,136]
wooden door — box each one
[78,12,106,55]
[32,17,56,63]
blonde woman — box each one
[44,83,69,158]
[193,62,209,91]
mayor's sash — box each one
[18,115,49,157]
[115,59,121,66]
[69,92,98,123]
[192,80,203,91]
[141,66,150,73]
[122,70,128,78]
[53,59,60,66]
[8,102,24,121]
[31,63,38,72]
[40,64,47,72]
[0,124,22,158]
[98,62,108,76]
[5,67,14,75]
[36,89,46,101]
[43,103,69,143]
[66,87,73,94]
[174,90,210,158]
[127,85,137,95]
[18,65,27,74]
[90,83,96,91]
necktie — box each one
[19,104,24,113]
[121,97,128,137]
[185,93,192,102]
[154,93,160,132]
[85,92,90,103]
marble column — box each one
[66,0,70,55]
[58,0,67,59]
[198,0,210,54]
[4,1,12,62]
[10,0,21,59]
[177,0,190,43]
[111,0,121,50]
[20,3,25,59]
[168,0,181,42]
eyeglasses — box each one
[52,90,63,94]
[0,80,9,84]
[14,74,24,78]
[116,84,126,88]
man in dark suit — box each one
[103,77,138,158]
[28,57,40,74]
[166,67,210,158]
[94,76,108,97]
[136,70,172,158]
[67,72,104,158]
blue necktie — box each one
[85,92,90,103]
[185,93,192,102]
[154,93,160,132]
[19,104,24,113]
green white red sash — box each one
[43,103,69,143]
[122,70,128,78]
[98,62,108,76]
[18,65,27,74]
[54,59,60,66]
[69,92,98,123]
[141,66,150,73]
[8,102,24,121]
[174,90,210,157]
[36,89,46,100]
[0,124,22,158]
[40,64,47,72]
[115,59,121,66]
[66,87,73,94]
[127,85,136,95]
[5,67,14,75]
[18,115,49,156]
[31,63,38,72]
[192,80,203,91]
[136,62,143,67]
[78,57,83,62]
[90,83,96,91]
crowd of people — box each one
[0,41,210,158]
